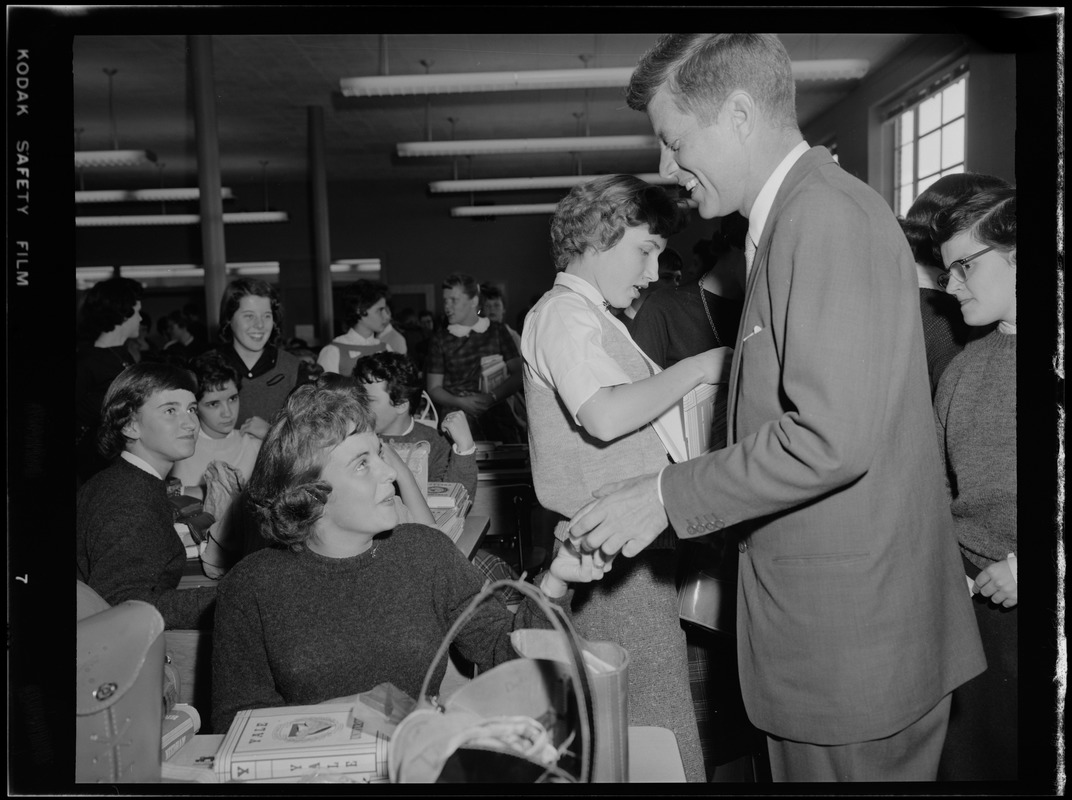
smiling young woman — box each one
[210,383,607,734]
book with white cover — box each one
[214,703,389,783]
[424,481,468,510]
[651,382,725,463]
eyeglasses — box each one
[937,245,995,289]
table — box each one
[163,726,684,783]
[178,514,491,590]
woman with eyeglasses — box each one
[929,186,1017,782]
[899,173,1011,396]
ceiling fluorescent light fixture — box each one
[343,59,868,97]
[76,261,281,282]
[450,203,560,218]
[342,66,634,96]
[75,149,158,168]
[330,259,382,273]
[75,187,235,203]
[75,211,288,227]
[451,197,697,218]
[430,173,673,193]
[399,135,657,158]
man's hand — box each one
[568,473,668,558]
[973,558,1017,607]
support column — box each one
[308,105,334,345]
[190,35,227,338]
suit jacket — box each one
[661,147,985,745]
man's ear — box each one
[727,90,756,142]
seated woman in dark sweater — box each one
[211,383,606,733]
[76,363,218,629]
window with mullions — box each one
[892,70,967,217]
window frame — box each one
[884,60,970,218]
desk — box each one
[178,516,492,590]
[454,514,490,561]
[164,726,684,783]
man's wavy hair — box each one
[217,278,283,346]
[626,33,797,129]
[97,362,197,460]
[897,173,1012,269]
[931,186,1017,265]
[550,175,684,272]
[245,382,375,551]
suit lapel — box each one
[725,147,834,444]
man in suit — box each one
[570,33,986,782]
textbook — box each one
[161,703,201,761]
[478,355,509,395]
[651,382,726,463]
[425,481,469,510]
[214,702,390,783]
[431,505,465,543]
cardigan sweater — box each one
[76,458,217,629]
[934,330,1017,568]
[210,524,568,733]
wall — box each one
[802,33,1016,197]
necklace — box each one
[699,272,724,348]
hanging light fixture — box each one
[430,173,673,193]
[343,59,869,97]
[398,134,658,158]
[450,196,697,218]
[76,158,287,226]
[74,68,156,168]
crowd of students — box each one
[75,32,1018,785]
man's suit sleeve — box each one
[663,188,902,535]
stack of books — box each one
[478,355,508,395]
[425,482,470,544]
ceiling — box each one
[72,33,920,198]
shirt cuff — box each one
[656,464,668,507]
[453,443,477,456]
[1007,552,1017,585]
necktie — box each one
[744,234,757,277]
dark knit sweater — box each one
[382,423,478,500]
[934,330,1017,569]
[211,524,568,733]
[628,283,743,368]
[76,458,217,629]
[919,288,994,397]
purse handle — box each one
[417,578,594,783]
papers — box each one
[650,382,727,463]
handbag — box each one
[389,579,601,783]
[76,600,166,783]
[677,538,736,635]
